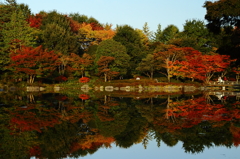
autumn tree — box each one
[174,49,234,83]
[69,53,93,77]
[77,22,115,49]
[97,56,118,82]
[171,48,205,81]
[9,45,59,83]
[154,44,186,82]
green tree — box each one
[39,11,79,55]
[153,24,162,42]
[113,25,146,76]
[95,39,130,78]
[136,54,156,79]
[39,11,80,76]
[160,24,179,44]
[204,0,240,62]
[171,19,216,54]
[142,22,153,41]
[69,13,88,23]
[204,0,240,34]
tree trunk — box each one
[104,73,107,82]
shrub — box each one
[79,77,90,83]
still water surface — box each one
[1,91,240,159]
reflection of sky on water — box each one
[61,140,239,159]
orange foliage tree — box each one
[97,56,119,82]
[154,45,186,82]
[78,23,115,49]
[69,53,93,77]
[174,50,234,83]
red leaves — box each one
[27,14,43,28]
[172,47,235,82]
[9,45,59,82]
[79,77,90,83]
[90,22,104,31]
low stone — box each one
[105,86,114,91]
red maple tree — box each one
[9,45,59,83]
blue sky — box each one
[3,0,210,32]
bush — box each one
[79,77,90,83]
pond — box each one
[0,90,240,159]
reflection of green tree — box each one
[0,130,37,159]
[177,122,232,154]
[114,100,148,148]
[0,108,37,159]
[161,132,178,147]
[96,101,130,137]
[70,148,98,158]
[135,97,162,123]
[39,121,79,158]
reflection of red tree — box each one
[97,100,119,122]
[230,124,240,147]
[9,105,61,133]
[79,94,90,100]
[154,97,240,132]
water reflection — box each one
[0,91,239,158]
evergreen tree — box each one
[160,24,179,44]
[113,25,146,76]
[0,10,36,73]
[142,22,153,41]
[153,24,162,42]
[170,20,216,54]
